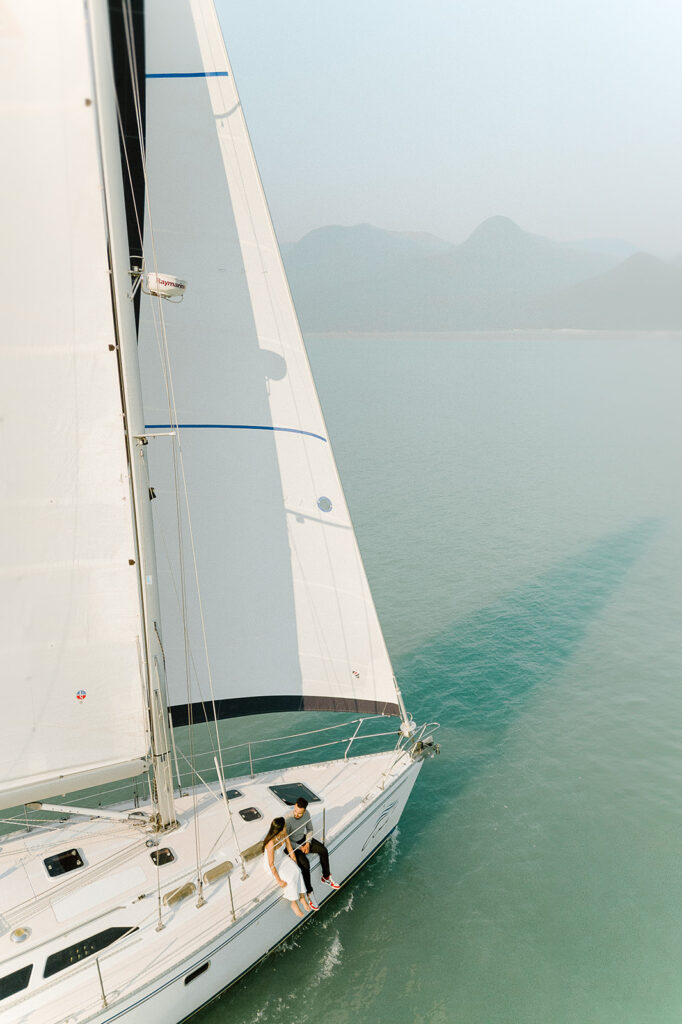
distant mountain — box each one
[539,252,682,329]
[282,223,455,331]
[281,223,452,269]
[558,236,638,263]
[282,217,672,331]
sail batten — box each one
[139,0,401,722]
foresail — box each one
[0,2,150,809]
[139,0,400,721]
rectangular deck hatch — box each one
[43,849,83,877]
[150,848,175,867]
[238,807,262,822]
[268,783,321,806]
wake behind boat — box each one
[0,2,438,1020]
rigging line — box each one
[117,0,171,834]
[120,2,203,878]
[121,6,227,812]
[200,819,230,870]
[113,93,143,254]
[140,458,219,764]
[130,22,242,856]
[121,3,233,876]
[174,750,227,806]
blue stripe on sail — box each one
[146,71,229,79]
[145,423,328,443]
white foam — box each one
[313,933,343,984]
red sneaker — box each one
[321,876,340,890]
[308,899,320,911]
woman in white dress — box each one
[262,817,311,917]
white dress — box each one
[262,842,304,901]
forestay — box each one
[0,2,150,809]
[139,0,400,721]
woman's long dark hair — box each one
[262,816,286,852]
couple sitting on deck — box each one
[262,797,339,916]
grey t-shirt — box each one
[285,808,313,847]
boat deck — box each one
[0,747,415,1022]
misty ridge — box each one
[281,216,682,332]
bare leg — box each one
[290,901,304,918]
[300,894,311,912]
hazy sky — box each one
[216,0,682,255]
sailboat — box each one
[0,1,438,1021]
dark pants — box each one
[293,839,330,894]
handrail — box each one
[176,730,400,778]
[222,714,389,751]
[1,717,438,833]
[172,720,404,789]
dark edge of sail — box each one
[169,696,401,726]
[108,0,146,332]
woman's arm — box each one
[266,840,287,888]
[283,827,295,858]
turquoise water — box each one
[200,333,682,1024]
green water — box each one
[200,333,682,1024]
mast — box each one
[88,2,176,828]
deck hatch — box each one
[43,926,138,978]
[43,848,83,877]
[150,847,175,866]
[268,783,321,806]
[238,806,262,822]
[0,964,33,1001]
[226,788,242,799]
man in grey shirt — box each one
[284,797,339,909]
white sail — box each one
[0,2,150,809]
[139,0,400,721]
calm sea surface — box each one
[200,333,682,1024]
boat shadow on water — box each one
[394,516,661,844]
[207,518,663,1021]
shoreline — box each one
[306,329,682,340]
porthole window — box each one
[44,849,84,877]
[184,961,210,985]
[238,807,262,822]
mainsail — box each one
[0,2,150,809]
[139,0,401,721]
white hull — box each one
[1,750,423,1023]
